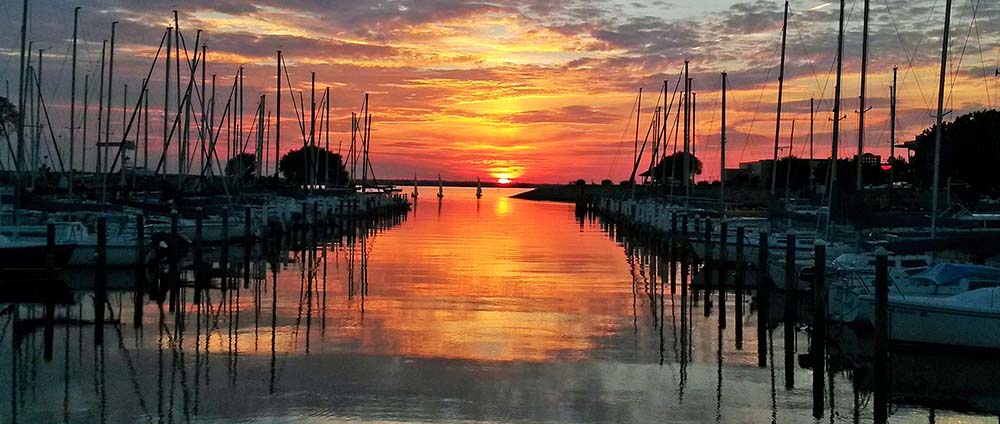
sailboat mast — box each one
[692,92,697,159]
[82,75,89,180]
[69,6,80,196]
[683,60,690,200]
[325,86,330,186]
[310,72,316,189]
[771,0,789,195]
[34,49,42,181]
[162,27,170,179]
[889,67,897,190]
[634,87,642,177]
[103,22,117,204]
[275,50,281,178]
[143,82,149,172]
[809,98,814,191]
[830,0,846,204]
[857,0,870,192]
[96,41,106,176]
[13,0,28,218]
[785,120,795,202]
[200,43,207,178]
[930,0,953,239]
[720,72,727,216]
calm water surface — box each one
[2,187,998,423]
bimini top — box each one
[907,263,1000,286]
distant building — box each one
[860,152,881,167]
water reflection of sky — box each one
[1,188,999,423]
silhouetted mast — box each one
[13,0,28,218]
[275,50,281,178]
[930,0,954,239]
[856,0,870,191]
[809,98,814,191]
[162,27,171,180]
[683,60,690,201]
[69,6,80,196]
[829,0,846,217]
[770,0,789,195]
[720,72,727,216]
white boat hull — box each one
[858,294,1000,349]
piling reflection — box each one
[2,189,999,423]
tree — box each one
[0,97,17,127]
[278,145,350,186]
[225,153,257,180]
[640,151,702,184]
[908,109,1000,196]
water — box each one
[2,187,998,423]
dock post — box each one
[670,212,678,294]
[812,240,827,418]
[301,201,308,245]
[44,222,55,361]
[169,211,179,312]
[704,218,713,317]
[45,222,56,278]
[735,226,745,349]
[96,216,107,345]
[245,207,253,244]
[757,231,769,368]
[221,208,230,290]
[134,214,145,327]
[719,221,728,329]
[194,207,204,297]
[681,214,689,240]
[873,248,889,424]
[313,201,319,248]
[784,231,797,388]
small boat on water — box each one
[860,286,1000,350]
[437,174,444,199]
[0,222,141,267]
[0,235,76,270]
[830,262,1000,325]
[476,177,483,199]
[412,174,419,199]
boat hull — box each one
[0,244,76,270]
[858,295,1000,350]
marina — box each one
[0,0,999,422]
[3,190,1000,423]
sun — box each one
[497,177,512,185]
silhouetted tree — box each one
[278,145,349,186]
[908,109,1000,196]
[0,97,17,127]
[640,151,702,184]
[225,153,257,180]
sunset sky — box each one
[0,0,997,183]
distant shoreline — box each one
[381,179,542,189]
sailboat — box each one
[437,174,444,199]
[411,173,419,199]
[476,177,483,199]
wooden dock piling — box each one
[812,240,827,418]
[134,214,145,327]
[718,221,728,329]
[95,216,107,345]
[784,231,797,388]
[757,231,769,368]
[735,226,745,349]
[169,210,179,312]
[873,248,889,424]
[704,218,713,317]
